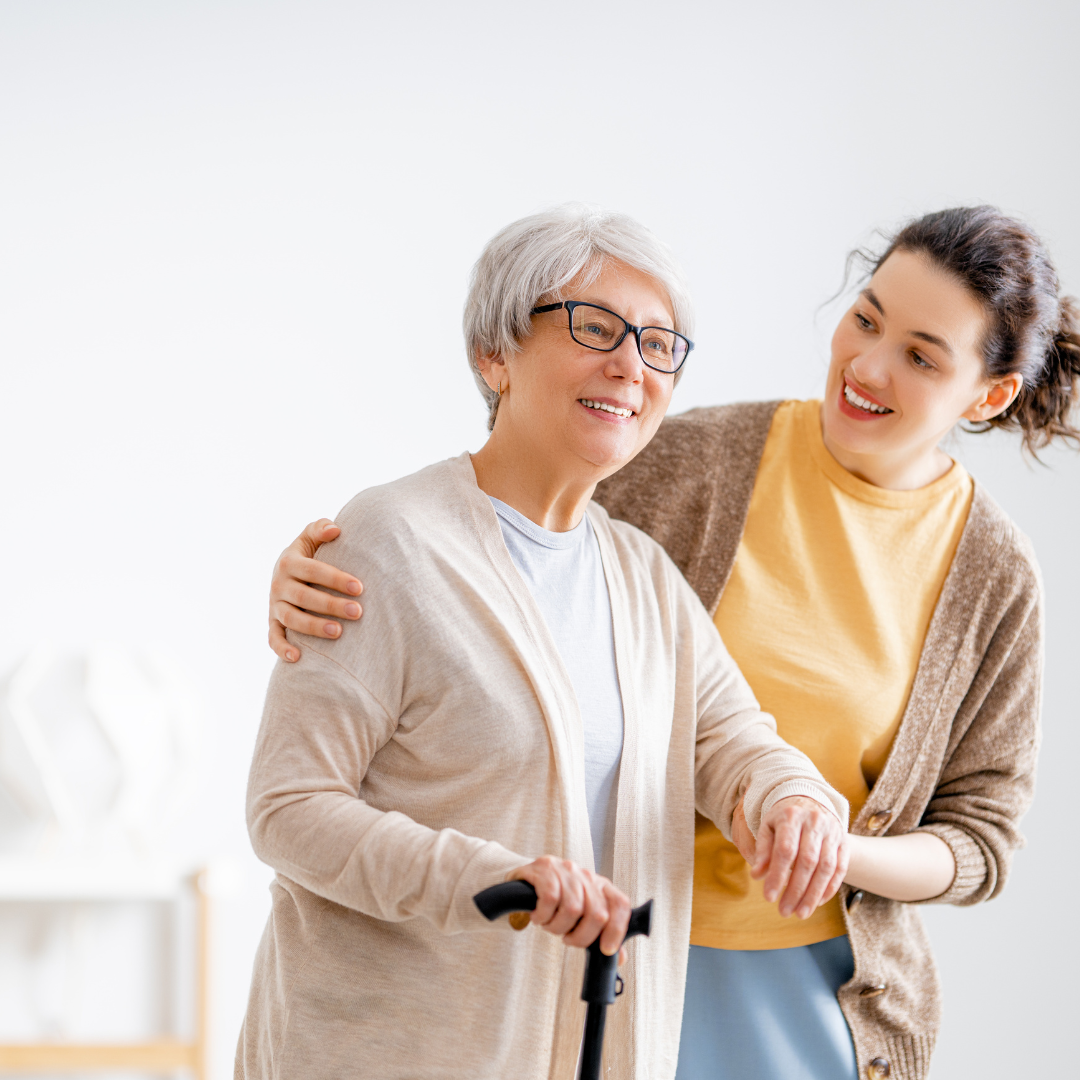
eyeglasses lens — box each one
[569,303,687,372]
[570,305,625,350]
[639,328,684,373]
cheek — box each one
[892,370,963,430]
[830,323,858,365]
[643,374,673,416]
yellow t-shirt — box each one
[692,399,974,950]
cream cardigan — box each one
[237,453,846,1080]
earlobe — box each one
[476,352,508,395]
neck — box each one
[470,428,600,532]
[819,407,955,491]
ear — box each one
[475,351,508,394]
[963,372,1024,423]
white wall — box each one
[1,1,1077,1076]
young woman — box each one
[266,206,1079,1080]
[238,206,848,1080]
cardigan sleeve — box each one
[246,648,530,934]
[915,565,1043,906]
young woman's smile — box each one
[838,375,894,420]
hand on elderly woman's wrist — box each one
[268,518,364,662]
[733,795,849,920]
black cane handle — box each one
[473,880,539,921]
[473,883,652,949]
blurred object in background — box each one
[0,643,202,860]
[0,645,216,1075]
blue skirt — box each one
[675,938,858,1080]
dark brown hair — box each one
[861,206,1080,453]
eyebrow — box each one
[859,288,954,356]
[862,288,885,316]
[578,297,674,330]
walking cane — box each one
[474,881,653,1080]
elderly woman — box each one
[236,206,848,1080]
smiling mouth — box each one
[580,399,635,418]
[843,384,893,415]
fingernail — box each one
[325,623,340,637]
[285,650,297,662]
[346,580,361,595]
[345,603,360,618]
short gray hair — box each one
[463,204,695,430]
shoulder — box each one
[620,400,782,482]
[964,483,1043,601]
[660,399,783,447]
[594,399,782,516]
[325,455,481,575]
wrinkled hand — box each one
[269,519,363,662]
[509,857,630,963]
[733,796,849,919]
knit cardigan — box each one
[237,452,847,1080]
[594,401,1043,1080]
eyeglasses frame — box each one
[530,300,694,375]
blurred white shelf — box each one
[0,861,210,1078]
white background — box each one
[1,2,1078,1076]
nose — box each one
[604,333,646,382]
[848,340,891,389]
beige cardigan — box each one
[237,453,846,1080]
[595,401,1043,1080]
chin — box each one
[578,435,638,474]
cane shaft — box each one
[578,1002,607,1080]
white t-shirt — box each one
[489,497,624,878]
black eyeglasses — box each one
[531,301,694,374]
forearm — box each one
[250,789,527,931]
[844,831,956,902]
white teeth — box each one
[844,385,892,414]
[581,399,633,418]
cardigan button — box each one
[860,984,887,998]
[846,889,865,911]
[867,810,893,832]
[867,1058,891,1078]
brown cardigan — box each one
[594,401,1043,1080]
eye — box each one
[910,350,933,370]
[854,312,875,331]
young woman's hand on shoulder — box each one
[269,518,363,661]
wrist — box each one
[843,833,869,882]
